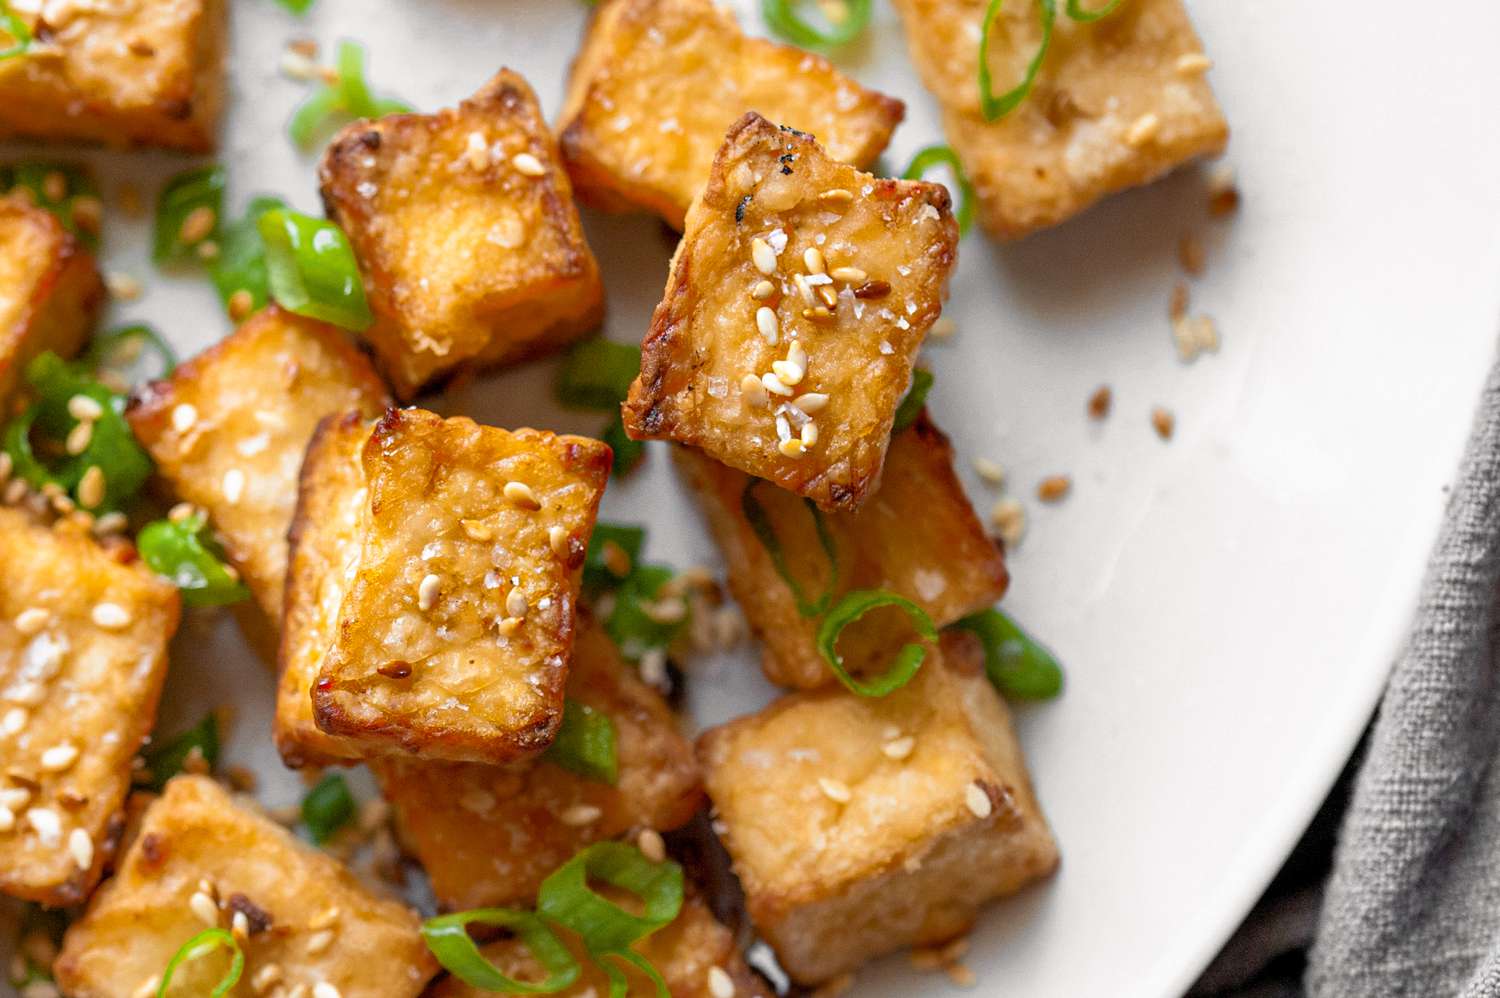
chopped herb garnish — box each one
[138,512,250,607]
[156,928,243,998]
[301,773,355,844]
[978,0,1056,121]
[289,39,412,149]
[741,478,839,618]
[141,714,221,791]
[83,324,177,386]
[211,195,288,318]
[1065,0,1125,20]
[761,0,872,49]
[4,162,100,247]
[816,589,936,696]
[605,564,688,661]
[258,208,372,330]
[545,699,619,785]
[891,368,933,434]
[950,607,1064,699]
[556,339,641,411]
[422,909,580,994]
[602,413,644,479]
[583,522,646,596]
[902,146,976,236]
[153,166,225,263]
[538,842,684,956]
[0,0,31,61]
[275,0,315,12]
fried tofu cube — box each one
[558,0,904,229]
[281,407,611,766]
[697,635,1058,984]
[0,508,180,906]
[127,306,390,627]
[676,412,1007,689]
[428,892,768,998]
[374,616,701,909]
[53,775,436,998]
[623,113,959,513]
[0,0,226,152]
[320,69,604,399]
[0,196,104,407]
[890,0,1228,239]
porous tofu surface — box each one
[890,0,1227,238]
[428,893,768,998]
[0,0,226,152]
[374,616,702,910]
[676,413,1007,689]
[558,0,904,228]
[697,636,1058,983]
[0,508,180,906]
[309,407,611,765]
[53,776,436,998]
[320,69,603,398]
[127,306,390,626]
[0,196,103,406]
[623,113,959,513]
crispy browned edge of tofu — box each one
[318,68,604,399]
[0,197,105,406]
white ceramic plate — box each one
[8,1,1500,994]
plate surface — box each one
[7,1,1500,995]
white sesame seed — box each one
[305,929,335,955]
[497,616,523,637]
[774,413,792,443]
[778,439,805,458]
[511,152,546,177]
[179,205,217,246]
[68,828,93,869]
[708,966,736,998]
[930,316,957,341]
[40,743,78,772]
[417,573,441,611]
[464,131,489,170]
[787,340,807,371]
[231,910,250,941]
[222,467,246,505]
[0,808,12,832]
[819,188,854,207]
[190,890,220,926]
[506,589,529,618]
[461,518,494,541]
[800,422,818,447]
[549,525,569,557]
[504,481,541,509]
[26,807,61,846]
[793,393,829,414]
[171,403,198,433]
[751,280,775,301]
[637,828,666,863]
[740,374,769,408]
[830,266,867,284]
[803,247,826,276]
[965,782,994,819]
[974,458,1005,487]
[770,360,804,387]
[91,602,131,630]
[761,372,794,397]
[751,237,777,276]
[14,608,48,635]
[94,511,128,536]
[882,736,915,761]
[67,394,103,422]
[878,340,894,355]
[991,499,1026,549]
[639,648,668,689]
[251,965,284,992]
[1175,52,1213,75]
[818,777,851,803]
[460,788,497,814]
[313,983,341,998]
[560,804,603,826]
[106,271,142,300]
[77,466,105,509]
[65,419,93,456]
[2,708,26,737]
[0,788,31,811]
[793,273,816,306]
[755,306,780,344]
[766,228,788,254]
[1126,112,1161,147]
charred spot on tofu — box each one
[320,68,604,399]
[53,776,436,998]
[0,0,227,152]
[622,112,959,513]
[0,508,180,906]
[127,306,390,627]
[890,0,1228,239]
[373,616,702,910]
[299,407,610,766]
[0,197,104,408]
[675,412,1008,689]
[697,634,1058,984]
[558,0,903,229]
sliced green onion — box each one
[741,479,838,618]
[138,512,249,608]
[276,0,315,13]
[7,163,100,247]
[545,699,618,785]
[891,368,933,435]
[602,414,644,479]
[141,714,220,791]
[583,523,646,596]
[761,0,872,48]
[289,40,412,149]
[335,40,375,117]
[289,87,345,148]
[556,339,641,410]
[2,406,53,492]
[153,166,225,263]
[600,950,669,998]
[1065,0,1124,20]
[84,324,177,384]
[902,146,975,237]
[950,608,1064,699]
[157,928,243,998]
[978,0,1056,121]
[538,842,684,955]
[301,773,355,844]
[0,1,30,60]
[816,590,936,696]
[258,208,371,330]
[605,564,687,661]
[421,908,580,994]
[211,195,287,317]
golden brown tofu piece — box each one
[374,617,702,910]
[0,508,179,906]
[127,306,390,627]
[890,0,1228,239]
[54,776,437,998]
[0,0,226,152]
[697,634,1058,984]
[558,0,904,229]
[320,69,604,399]
[676,412,1007,689]
[292,407,611,766]
[0,196,104,406]
[624,113,959,513]
[427,892,768,998]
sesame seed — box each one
[465,131,489,171]
[878,340,894,355]
[313,984,342,998]
[178,205,217,246]
[965,781,994,819]
[279,48,321,80]
[504,481,541,509]
[251,965,284,992]
[560,804,602,826]
[91,602,131,630]
[1175,52,1213,75]
[497,616,523,636]
[190,890,220,926]
[1037,475,1072,502]
[461,518,494,541]
[601,540,632,577]
[751,237,777,275]
[830,266,867,285]
[0,808,12,832]
[639,648,668,689]
[460,788,497,814]
[68,828,93,869]
[793,392,828,414]
[793,273,816,306]
[65,419,93,455]
[512,152,546,176]
[637,828,666,863]
[26,807,60,846]
[740,374,769,408]
[770,360,804,386]
[74,465,104,509]
[1151,407,1176,440]
[309,906,342,931]
[42,171,67,203]
[168,502,196,523]
[2,708,26,737]
[549,525,569,558]
[106,271,142,301]
[227,289,255,321]
[1207,164,1240,216]
[305,929,335,955]
[778,439,805,458]
[991,499,1026,549]
[40,744,78,772]
[1178,232,1206,275]
[14,608,48,635]
[761,373,794,397]
[751,280,775,301]
[171,403,198,433]
[708,966,736,998]
[0,451,10,484]
[222,467,245,505]
[800,422,818,447]
[883,736,915,760]
[0,788,31,811]
[755,306,780,344]
[803,247,826,275]
[506,589,529,618]
[417,573,441,611]
[228,909,249,941]
[819,188,854,207]
[67,394,103,422]
[973,458,1005,487]
[1126,112,1161,147]
[94,511,128,536]
[818,777,851,803]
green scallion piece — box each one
[1065,0,1125,20]
[6,163,100,247]
[583,523,646,596]
[289,86,344,148]
[153,166,225,264]
[760,0,873,49]
[288,40,412,149]
[546,699,619,785]
[741,478,839,618]
[950,607,1064,699]
[84,324,177,384]
[210,195,287,317]
[141,714,220,792]
[979,0,1056,121]
[276,0,315,13]
[421,908,580,994]
[556,339,641,411]
[891,368,933,435]
[301,773,355,844]
[605,564,687,661]
[258,208,372,330]
[600,949,669,998]
[138,512,249,608]
[902,146,975,236]
[0,0,31,60]
[156,928,243,998]
[602,414,644,479]
[537,842,684,955]
[816,589,936,696]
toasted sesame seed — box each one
[67,394,103,422]
[65,419,93,455]
[787,340,808,369]
[778,438,805,458]
[818,777,851,803]
[601,540,632,577]
[14,608,48,635]
[40,744,79,772]
[464,131,489,171]
[252,964,285,992]
[168,502,196,523]
[94,511,128,536]
[1151,407,1176,440]
[751,237,777,275]
[179,205,217,245]
[973,458,1005,487]
[417,573,441,611]
[511,152,546,177]
[227,288,255,321]
[761,372,794,397]
[305,929,335,955]
[190,890,220,925]
[793,392,828,414]
[504,481,541,509]
[1088,385,1112,420]
[68,828,93,869]
[548,525,569,557]
[829,267,866,287]
[227,909,249,941]
[965,781,993,819]
[313,983,341,998]
[106,271,142,301]
[882,736,915,760]
[1037,476,1071,502]
[1175,52,1213,75]
[770,360,804,386]
[803,247,826,275]
[751,280,776,301]
[506,589,529,618]
[2,708,27,737]
[708,966,736,998]
[25,807,60,845]
[0,788,32,811]
[819,188,854,207]
[222,467,246,505]
[755,306,780,344]
[1178,232,1206,276]
[309,906,341,931]
[802,306,834,323]
[171,403,198,433]
[0,808,13,832]
[945,962,977,988]
[1125,112,1161,147]
[1207,164,1240,216]
[91,602,131,630]
[459,518,493,542]
[991,499,1026,549]
[636,828,666,862]
[42,170,67,203]
[560,804,602,826]
[793,273,816,306]
[740,374,769,408]
[800,422,818,447]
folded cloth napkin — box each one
[1193,358,1500,996]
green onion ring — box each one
[902,146,975,237]
[421,909,581,994]
[84,324,178,381]
[0,0,30,60]
[741,479,839,619]
[890,368,934,435]
[545,699,619,785]
[978,0,1056,121]
[156,928,243,998]
[761,0,873,49]
[2,405,58,492]
[258,208,372,331]
[950,608,1064,699]
[152,166,226,263]
[301,772,356,844]
[600,950,669,998]
[1065,0,1125,21]
[816,589,937,696]
[138,513,250,608]
[537,842,684,954]
[289,87,344,148]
